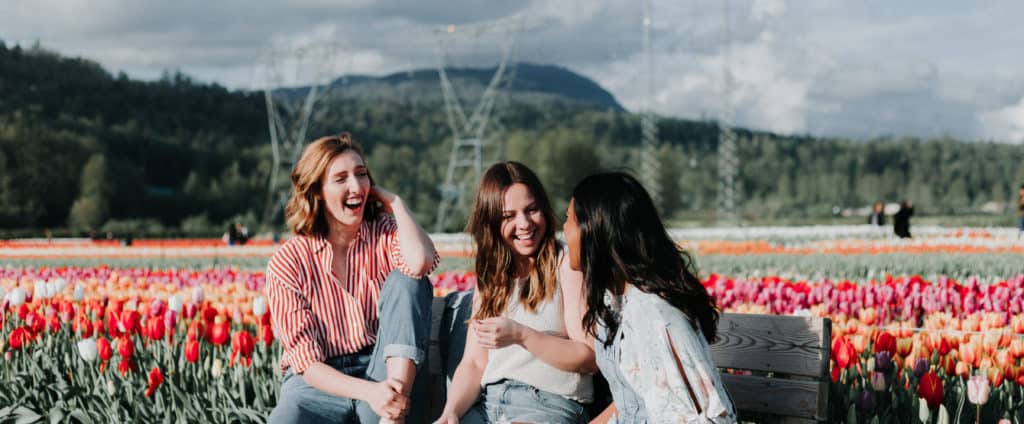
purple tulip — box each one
[857,389,873,411]
[874,351,893,374]
[913,358,928,378]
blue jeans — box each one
[268,270,434,424]
[461,379,589,424]
[1018,216,1024,233]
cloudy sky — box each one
[3,0,1024,143]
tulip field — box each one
[1,226,1023,423]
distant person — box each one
[894,200,914,239]
[239,224,250,245]
[1017,184,1024,238]
[868,201,886,226]
[225,223,239,246]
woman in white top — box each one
[434,162,596,424]
[564,172,736,423]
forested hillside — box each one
[1,41,1021,236]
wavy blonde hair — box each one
[467,162,559,320]
[285,133,379,238]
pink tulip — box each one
[967,374,989,405]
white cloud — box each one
[980,97,1024,143]
[1,0,1023,142]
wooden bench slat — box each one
[711,313,829,378]
[721,374,821,420]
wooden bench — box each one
[425,294,831,423]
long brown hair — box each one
[284,133,380,238]
[467,162,560,320]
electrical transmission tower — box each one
[254,44,344,231]
[433,20,521,233]
[717,0,739,224]
[641,0,661,206]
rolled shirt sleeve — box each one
[380,216,439,279]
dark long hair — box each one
[573,172,719,346]
[466,162,560,319]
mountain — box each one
[285,63,625,111]
[1,41,1022,236]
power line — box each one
[433,19,522,233]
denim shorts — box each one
[461,379,589,424]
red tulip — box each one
[187,320,205,342]
[120,310,140,335]
[874,331,896,355]
[207,320,230,346]
[145,367,164,397]
[260,323,274,347]
[183,303,198,320]
[106,310,121,338]
[97,337,112,361]
[58,301,75,323]
[8,327,29,350]
[117,337,134,359]
[47,313,61,333]
[146,317,165,341]
[78,316,94,339]
[230,331,255,367]
[17,304,29,320]
[833,336,856,369]
[185,339,200,363]
[917,371,944,409]
[25,312,45,334]
[201,306,217,324]
[118,358,135,375]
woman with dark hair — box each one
[266,133,439,424]
[434,161,596,424]
[564,172,735,423]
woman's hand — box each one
[472,317,528,349]
[432,411,460,424]
[366,379,409,420]
[371,186,399,214]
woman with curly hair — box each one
[266,133,439,424]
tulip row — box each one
[4,266,1024,421]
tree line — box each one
[1,41,1022,237]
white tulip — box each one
[44,282,56,299]
[918,398,929,423]
[77,338,98,362]
[168,295,183,314]
[7,288,26,306]
[34,280,47,300]
[54,278,67,294]
[253,296,267,317]
[211,359,223,378]
[192,287,204,304]
[73,285,85,302]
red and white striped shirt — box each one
[265,215,439,374]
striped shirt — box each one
[265,215,439,374]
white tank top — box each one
[479,273,594,403]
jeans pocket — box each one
[532,388,585,421]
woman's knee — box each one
[270,377,351,423]
[382,269,432,305]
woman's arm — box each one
[374,187,438,277]
[474,256,598,374]
[438,293,489,419]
